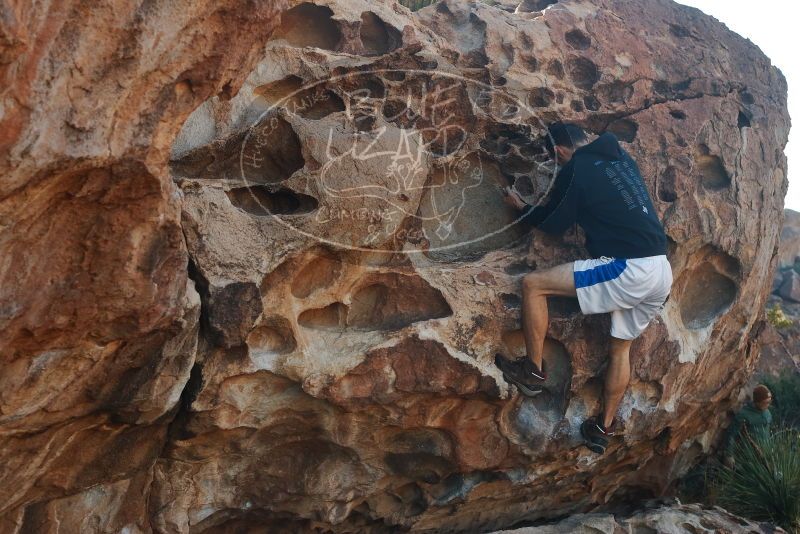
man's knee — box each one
[522,272,541,293]
[609,337,634,356]
[522,262,577,298]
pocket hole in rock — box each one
[254,75,304,107]
[348,274,452,331]
[271,3,342,51]
[546,59,565,80]
[291,249,342,299]
[299,91,345,120]
[528,87,555,108]
[583,95,601,111]
[520,54,539,72]
[247,317,297,354]
[669,24,691,38]
[500,293,521,310]
[607,119,638,143]
[659,166,678,202]
[566,56,600,90]
[565,29,591,50]
[679,254,739,330]
[596,81,634,103]
[695,145,730,190]
[255,78,345,120]
[241,115,305,184]
[359,12,402,56]
[227,186,318,216]
[298,302,349,330]
[737,110,751,129]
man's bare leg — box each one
[603,337,633,428]
[521,262,577,370]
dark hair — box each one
[544,122,588,156]
[753,384,771,404]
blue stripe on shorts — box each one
[574,259,628,289]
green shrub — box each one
[767,304,794,329]
[763,374,800,428]
[397,0,439,10]
[713,427,800,533]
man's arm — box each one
[520,163,580,233]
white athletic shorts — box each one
[573,255,673,340]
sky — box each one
[675,0,797,210]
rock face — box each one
[777,209,800,270]
[489,503,786,534]
[0,0,790,532]
[755,209,800,382]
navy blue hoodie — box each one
[522,132,667,259]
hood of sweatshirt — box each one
[576,132,623,160]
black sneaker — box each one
[494,354,546,397]
[581,417,616,454]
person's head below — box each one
[753,384,772,411]
[544,122,589,164]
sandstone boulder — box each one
[489,503,785,533]
[0,0,790,532]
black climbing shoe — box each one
[494,354,546,397]
[581,417,616,454]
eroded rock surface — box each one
[754,209,800,382]
[0,0,790,532]
[489,503,786,533]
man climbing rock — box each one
[721,384,773,466]
[496,122,672,454]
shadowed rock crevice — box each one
[170,115,305,183]
[348,274,452,331]
[596,81,634,103]
[659,166,679,202]
[695,145,731,190]
[254,77,346,119]
[528,87,555,108]
[517,0,558,12]
[271,3,343,51]
[607,118,639,143]
[677,248,740,330]
[226,186,318,216]
[298,302,348,330]
[201,281,264,348]
[737,110,752,129]
[566,56,600,90]
[241,116,306,184]
[254,75,304,107]
[360,12,402,56]
[247,316,297,355]
[291,249,343,299]
[565,29,591,50]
